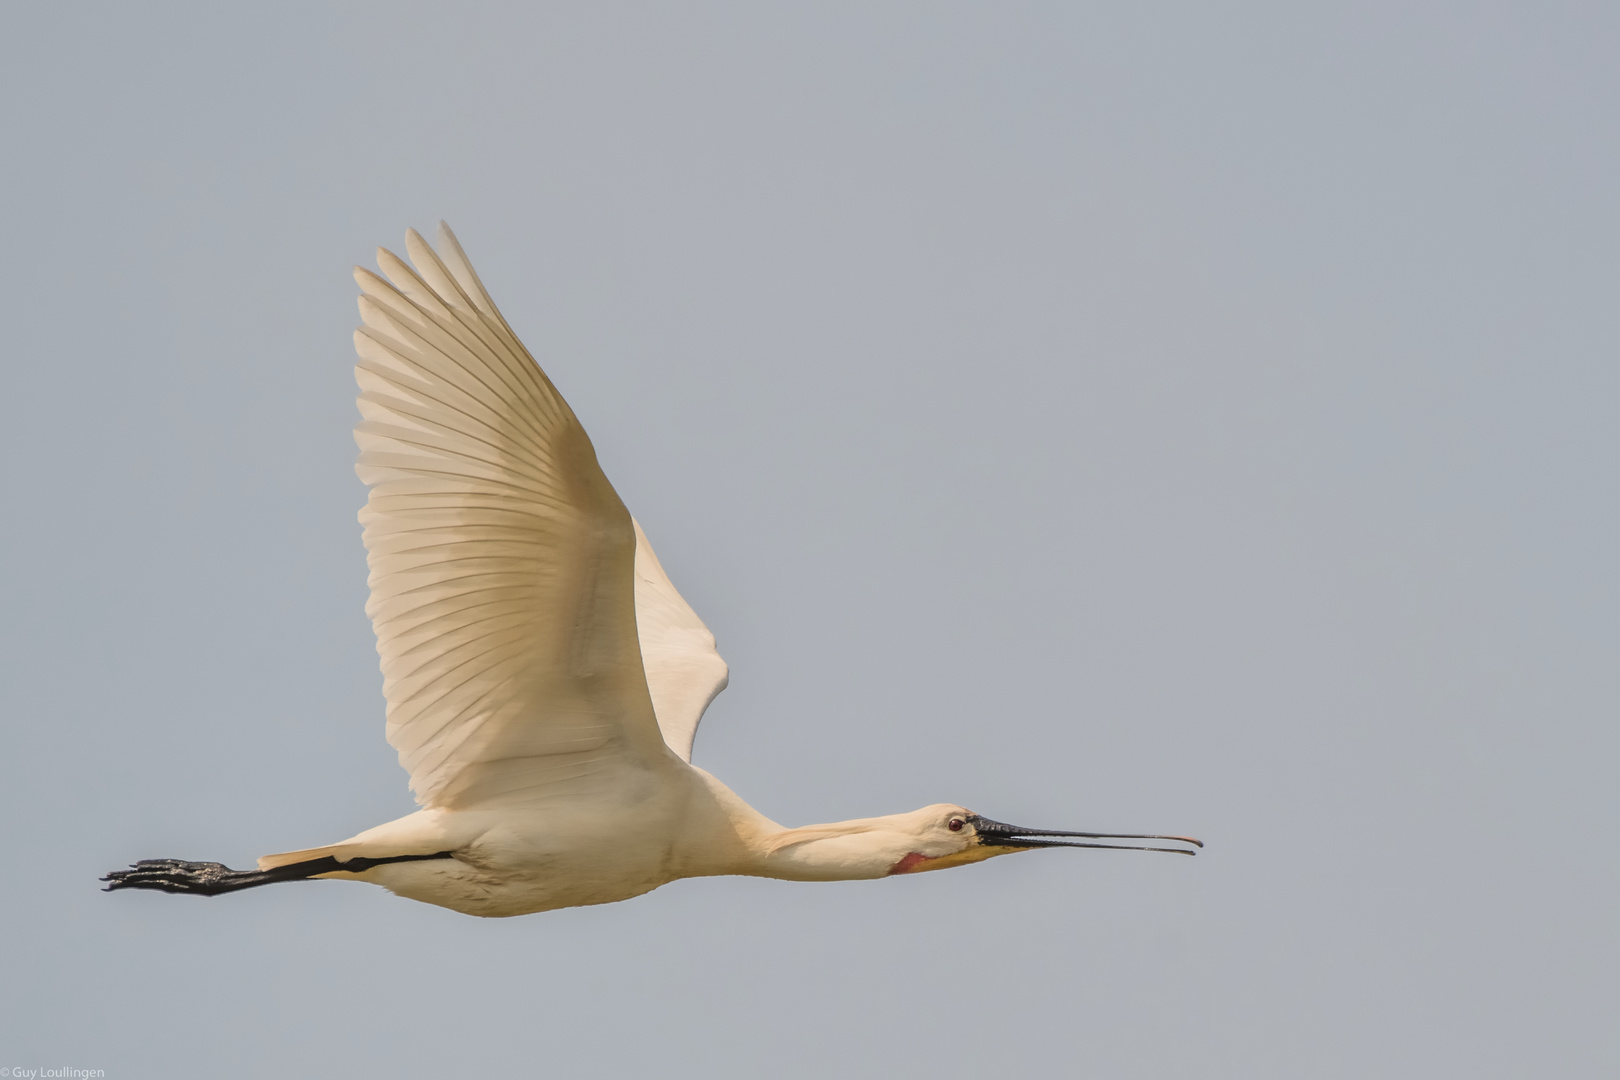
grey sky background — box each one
[3,4,1615,1077]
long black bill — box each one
[968,815,1202,856]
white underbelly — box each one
[362,856,660,917]
[343,809,685,918]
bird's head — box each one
[886,803,1202,875]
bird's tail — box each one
[257,843,363,870]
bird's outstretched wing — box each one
[353,224,675,810]
[631,520,729,762]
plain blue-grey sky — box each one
[2,4,1616,1077]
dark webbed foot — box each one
[102,859,270,896]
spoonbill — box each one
[103,224,1201,917]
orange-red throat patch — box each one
[888,846,1008,875]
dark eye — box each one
[948,818,964,832]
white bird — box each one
[104,224,1201,918]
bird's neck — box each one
[678,768,913,882]
[749,817,915,881]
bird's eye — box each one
[948,818,964,832]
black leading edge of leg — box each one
[101,851,457,897]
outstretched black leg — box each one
[102,852,456,896]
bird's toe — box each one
[101,859,235,894]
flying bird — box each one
[103,224,1200,917]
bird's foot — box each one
[102,859,255,896]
